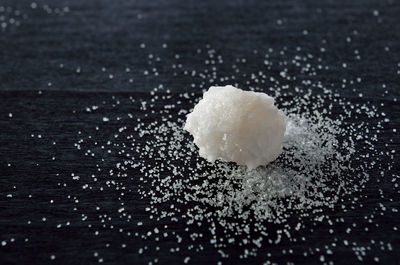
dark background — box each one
[0,0,399,264]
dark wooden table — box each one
[0,0,399,264]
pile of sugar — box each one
[132,94,363,233]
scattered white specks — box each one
[13,42,394,264]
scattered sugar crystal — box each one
[184,85,286,169]
[39,44,395,264]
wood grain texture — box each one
[0,0,399,264]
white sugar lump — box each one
[184,85,286,169]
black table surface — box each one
[0,0,399,264]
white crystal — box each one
[184,85,286,170]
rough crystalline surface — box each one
[184,85,287,169]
